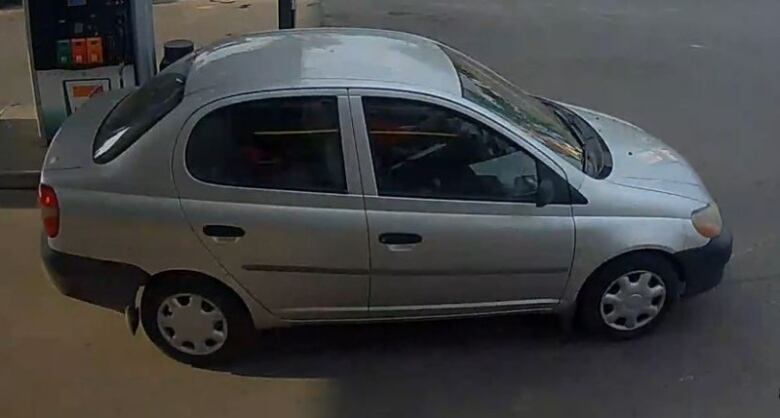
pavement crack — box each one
[723,272,780,285]
[0,102,19,119]
[732,233,777,260]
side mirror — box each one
[536,178,555,207]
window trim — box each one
[348,89,576,205]
[175,89,363,198]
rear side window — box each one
[186,96,347,194]
[93,72,186,163]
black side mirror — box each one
[536,178,555,207]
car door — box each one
[173,90,370,320]
[350,91,576,317]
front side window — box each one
[363,97,539,203]
[186,96,347,193]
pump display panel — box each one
[28,0,134,70]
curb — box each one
[0,170,40,190]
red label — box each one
[70,39,87,65]
[71,84,104,98]
[86,37,104,65]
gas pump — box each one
[24,0,156,141]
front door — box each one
[173,90,370,320]
[351,94,575,317]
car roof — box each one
[184,28,463,97]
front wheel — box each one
[578,253,681,339]
[141,276,254,367]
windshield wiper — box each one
[550,109,593,170]
[541,99,585,144]
[552,110,584,145]
[547,103,605,176]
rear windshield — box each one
[93,72,187,163]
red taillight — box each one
[38,184,59,238]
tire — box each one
[141,275,254,367]
[577,253,681,339]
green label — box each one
[56,40,71,67]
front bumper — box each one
[41,235,148,312]
[675,227,733,297]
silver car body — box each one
[41,28,715,329]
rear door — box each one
[350,91,576,317]
[173,90,370,320]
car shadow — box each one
[209,296,736,417]
[224,313,576,379]
[215,313,641,417]
[0,189,37,208]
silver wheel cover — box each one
[157,293,228,355]
[600,270,667,331]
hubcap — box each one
[600,271,666,331]
[157,293,227,355]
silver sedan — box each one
[40,28,732,366]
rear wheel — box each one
[141,275,253,367]
[578,253,681,339]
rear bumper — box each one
[41,235,148,312]
[676,227,733,297]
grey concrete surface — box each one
[1,1,779,417]
[0,116,45,175]
[0,200,337,418]
[0,8,34,111]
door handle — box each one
[203,225,245,243]
[379,233,422,245]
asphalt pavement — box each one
[2,0,779,417]
[320,0,780,415]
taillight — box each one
[38,184,59,238]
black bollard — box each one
[159,39,195,71]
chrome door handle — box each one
[210,236,241,244]
[385,244,417,252]
[379,233,422,251]
[379,233,422,245]
[203,225,245,244]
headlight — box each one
[691,204,722,238]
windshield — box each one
[441,46,584,170]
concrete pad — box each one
[0,103,44,187]
[1,199,779,417]
[0,205,336,418]
[153,0,278,57]
[0,7,34,110]
[297,0,324,28]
